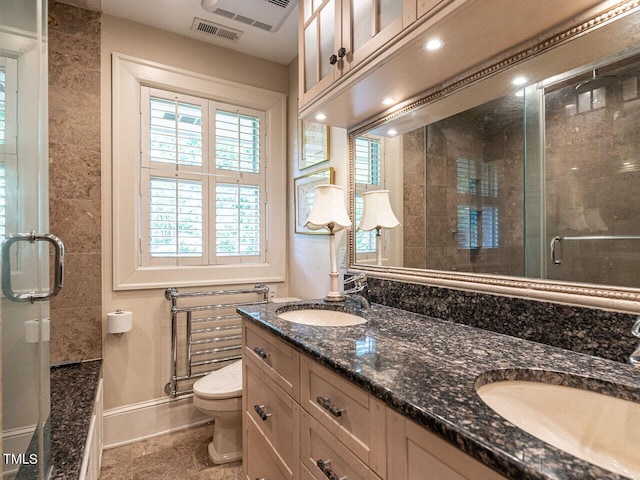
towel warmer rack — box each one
[164,284,269,398]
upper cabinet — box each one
[298,0,613,129]
[299,0,418,108]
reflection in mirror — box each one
[351,8,640,290]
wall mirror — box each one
[348,3,640,310]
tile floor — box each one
[99,422,242,479]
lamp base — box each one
[324,292,346,302]
[326,272,345,302]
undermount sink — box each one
[476,380,640,478]
[277,308,366,327]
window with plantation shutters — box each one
[0,58,17,240]
[456,158,499,250]
[354,135,383,255]
[140,87,266,267]
[0,65,6,238]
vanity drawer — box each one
[244,358,299,476]
[300,355,386,475]
[244,412,291,480]
[301,409,382,480]
[243,321,299,400]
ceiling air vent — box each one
[201,0,295,33]
[191,18,243,42]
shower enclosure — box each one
[1,1,56,479]
[404,52,640,289]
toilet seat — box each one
[193,359,242,400]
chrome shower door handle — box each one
[2,232,65,302]
[550,236,562,265]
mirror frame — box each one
[348,0,640,313]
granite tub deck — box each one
[237,301,640,480]
[50,360,102,479]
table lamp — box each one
[304,184,352,301]
[358,190,400,265]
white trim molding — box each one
[103,396,209,449]
[111,53,287,290]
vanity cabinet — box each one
[243,322,300,480]
[299,0,418,108]
[386,408,508,480]
[243,319,506,480]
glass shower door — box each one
[1,1,54,479]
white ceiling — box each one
[101,0,299,65]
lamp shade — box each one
[304,184,352,232]
[358,190,400,231]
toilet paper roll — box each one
[25,318,51,344]
[107,310,133,334]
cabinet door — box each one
[244,414,291,480]
[346,0,416,68]
[386,409,507,480]
[244,357,300,478]
[300,0,344,105]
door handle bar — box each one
[2,232,65,302]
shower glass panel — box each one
[1,1,51,479]
[544,57,640,288]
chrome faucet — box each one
[630,317,640,368]
[343,273,370,309]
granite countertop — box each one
[50,360,102,479]
[237,300,640,480]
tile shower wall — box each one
[48,1,102,363]
[367,276,638,364]
[402,98,525,276]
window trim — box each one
[112,53,286,290]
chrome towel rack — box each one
[164,284,269,398]
[551,235,640,265]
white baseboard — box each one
[103,395,209,449]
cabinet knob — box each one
[329,54,338,65]
[338,47,346,58]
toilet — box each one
[192,359,243,464]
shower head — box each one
[575,69,617,94]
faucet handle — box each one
[344,272,366,286]
[633,317,640,338]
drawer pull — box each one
[317,396,344,417]
[253,346,269,359]
[316,459,345,480]
[253,404,271,421]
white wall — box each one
[100,15,290,415]
[286,58,350,300]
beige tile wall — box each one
[48,1,102,363]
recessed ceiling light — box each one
[512,76,528,86]
[424,39,444,51]
[315,113,327,121]
[571,167,579,170]
[382,97,396,106]
[624,162,631,165]
[387,129,398,136]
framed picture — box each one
[299,120,330,170]
[294,167,335,234]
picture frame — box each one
[294,167,335,234]
[299,120,330,170]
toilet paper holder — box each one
[107,309,133,336]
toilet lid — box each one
[193,359,242,399]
